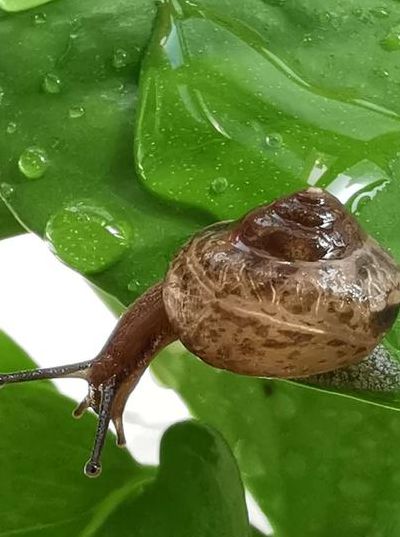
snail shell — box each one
[163,187,400,378]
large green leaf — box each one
[0,0,212,305]
[0,330,150,537]
[136,0,400,344]
[0,331,250,536]
[154,343,400,537]
[137,0,400,227]
[95,421,250,537]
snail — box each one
[1,187,399,477]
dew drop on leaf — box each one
[210,176,228,194]
[18,147,48,179]
[33,12,47,25]
[112,48,129,69]
[127,278,140,291]
[6,121,17,134]
[369,6,390,18]
[265,133,283,148]
[42,73,62,94]
[68,105,85,119]
[45,202,131,274]
[0,183,15,201]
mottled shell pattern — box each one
[163,187,400,378]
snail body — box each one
[1,187,399,476]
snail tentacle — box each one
[84,380,116,478]
[0,360,91,385]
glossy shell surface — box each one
[163,188,400,377]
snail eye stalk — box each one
[0,360,121,477]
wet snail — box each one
[1,187,399,477]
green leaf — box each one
[154,344,400,537]
[0,198,24,239]
[136,0,400,344]
[0,331,250,536]
[0,0,212,304]
[251,529,268,537]
[0,0,55,13]
[0,330,150,537]
[137,0,400,237]
[94,421,250,537]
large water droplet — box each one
[45,202,131,274]
[0,87,4,105]
[381,26,400,51]
[210,176,228,194]
[112,48,129,69]
[42,73,62,94]
[6,121,17,134]
[18,147,48,179]
[68,105,85,119]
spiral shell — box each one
[163,188,400,378]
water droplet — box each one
[68,105,85,119]
[0,183,15,201]
[210,176,228,194]
[6,122,17,134]
[381,26,400,51]
[112,48,129,69]
[70,17,81,39]
[372,7,389,17]
[127,279,140,292]
[45,202,131,274]
[33,12,47,25]
[42,73,62,94]
[265,132,283,148]
[0,87,4,105]
[18,147,48,179]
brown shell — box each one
[163,188,400,378]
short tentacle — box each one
[113,415,127,447]
[73,396,91,419]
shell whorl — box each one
[163,188,400,378]
[233,187,365,262]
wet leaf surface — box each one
[0,331,250,536]
[154,343,400,537]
